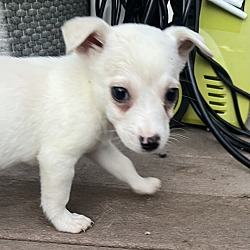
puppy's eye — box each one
[165,88,179,103]
[111,87,130,102]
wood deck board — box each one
[1,128,249,249]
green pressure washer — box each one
[173,0,250,168]
[179,0,250,127]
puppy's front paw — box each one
[132,177,161,195]
[52,209,93,233]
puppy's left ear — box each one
[164,26,213,58]
[61,16,110,54]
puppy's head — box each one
[62,17,212,153]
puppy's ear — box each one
[164,26,213,58]
[61,17,110,54]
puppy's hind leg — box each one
[87,141,161,195]
[38,147,93,233]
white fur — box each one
[0,17,212,233]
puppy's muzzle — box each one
[139,134,160,152]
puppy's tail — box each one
[0,3,10,56]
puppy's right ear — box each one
[61,17,110,55]
[164,26,213,59]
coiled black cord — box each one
[95,0,171,28]
[181,0,250,168]
[187,54,250,168]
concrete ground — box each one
[0,127,250,250]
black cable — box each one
[184,0,250,167]
[111,0,116,25]
[187,57,250,168]
[169,0,184,26]
[115,0,122,24]
[95,0,107,17]
[182,0,195,25]
[95,0,100,16]
[188,82,250,151]
[200,90,250,137]
[158,0,169,29]
[199,53,250,99]
[96,0,170,28]
[142,0,158,24]
[189,95,250,153]
[183,69,250,137]
[197,50,250,131]
[193,0,201,31]
[121,0,126,8]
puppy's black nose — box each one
[140,134,160,151]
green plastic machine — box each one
[180,0,250,127]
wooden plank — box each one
[1,127,250,249]
[0,179,249,250]
[2,128,249,199]
[0,239,132,250]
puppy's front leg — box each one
[38,148,93,233]
[88,141,161,195]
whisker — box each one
[167,140,178,146]
[111,137,122,146]
[106,130,116,134]
[171,127,187,132]
[169,137,180,143]
[182,94,197,102]
[171,118,185,126]
[110,136,120,141]
[179,79,192,84]
[171,133,190,140]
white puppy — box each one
[0,17,212,233]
